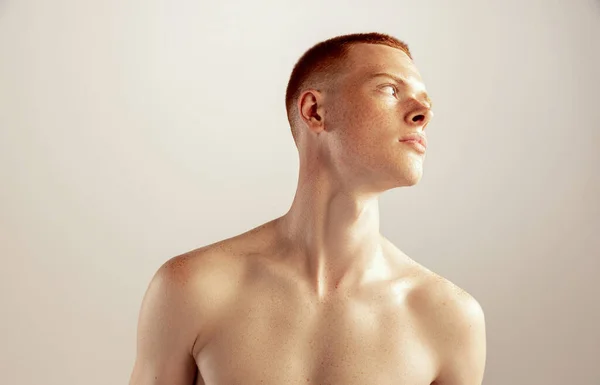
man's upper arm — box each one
[435,292,487,385]
[129,257,201,385]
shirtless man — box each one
[129,32,487,385]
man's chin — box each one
[394,168,423,187]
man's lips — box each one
[399,133,427,149]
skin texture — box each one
[129,43,487,385]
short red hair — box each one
[285,32,412,143]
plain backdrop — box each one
[1,0,599,384]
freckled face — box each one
[324,43,433,190]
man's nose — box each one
[404,99,433,128]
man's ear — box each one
[298,89,325,134]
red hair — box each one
[285,32,412,142]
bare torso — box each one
[178,221,465,385]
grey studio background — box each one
[1,1,599,384]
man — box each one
[129,32,486,385]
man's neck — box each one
[274,167,393,299]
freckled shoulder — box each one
[405,267,485,372]
[380,238,482,317]
[158,242,249,356]
[406,267,483,326]
[161,241,246,290]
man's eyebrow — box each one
[368,72,433,108]
[368,72,408,85]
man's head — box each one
[285,32,433,191]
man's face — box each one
[323,43,433,190]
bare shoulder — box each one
[157,219,280,300]
[405,265,487,384]
[382,239,484,323]
[150,238,250,352]
[158,240,247,293]
[408,267,484,327]
[130,239,251,384]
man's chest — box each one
[195,285,439,385]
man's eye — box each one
[382,85,397,96]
